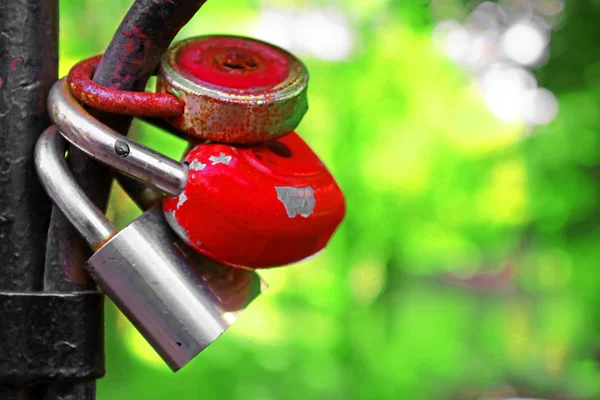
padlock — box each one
[162,132,346,268]
[157,35,309,144]
[34,126,263,371]
[67,35,309,145]
[49,78,346,268]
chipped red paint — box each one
[157,35,309,144]
[67,55,185,117]
[10,57,20,71]
[163,132,346,269]
[123,26,148,38]
[131,26,148,38]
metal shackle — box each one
[48,78,186,197]
[34,127,263,370]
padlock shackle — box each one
[35,126,117,249]
[48,79,187,197]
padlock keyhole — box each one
[223,60,256,71]
[220,51,259,71]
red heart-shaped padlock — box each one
[163,132,345,268]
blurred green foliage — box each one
[58,0,600,399]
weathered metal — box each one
[157,35,309,144]
[163,132,346,268]
[92,0,208,94]
[0,0,55,293]
[0,291,104,385]
[68,55,185,117]
[36,128,263,371]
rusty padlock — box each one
[35,126,263,371]
[68,35,309,145]
[56,35,346,268]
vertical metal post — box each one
[0,0,56,293]
[0,0,57,397]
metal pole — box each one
[0,0,57,397]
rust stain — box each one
[131,26,148,38]
[10,57,20,72]
[67,55,185,117]
[157,35,308,144]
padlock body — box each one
[85,205,263,371]
[163,132,346,268]
[157,35,308,144]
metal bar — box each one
[49,80,187,197]
[0,0,57,397]
[0,0,56,291]
[92,0,208,91]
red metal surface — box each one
[157,35,308,144]
[67,55,185,117]
[176,36,290,89]
[163,132,346,269]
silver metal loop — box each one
[48,79,187,197]
[35,126,265,372]
[35,126,117,248]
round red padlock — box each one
[163,133,346,268]
[156,35,309,144]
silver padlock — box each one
[35,126,264,371]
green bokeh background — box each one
[59,1,600,399]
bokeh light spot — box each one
[501,21,548,66]
[523,87,559,125]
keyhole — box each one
[219,51,259,71]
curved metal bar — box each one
[48,79,187,196]
[68,55,185,117]
[35,126,117,249]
